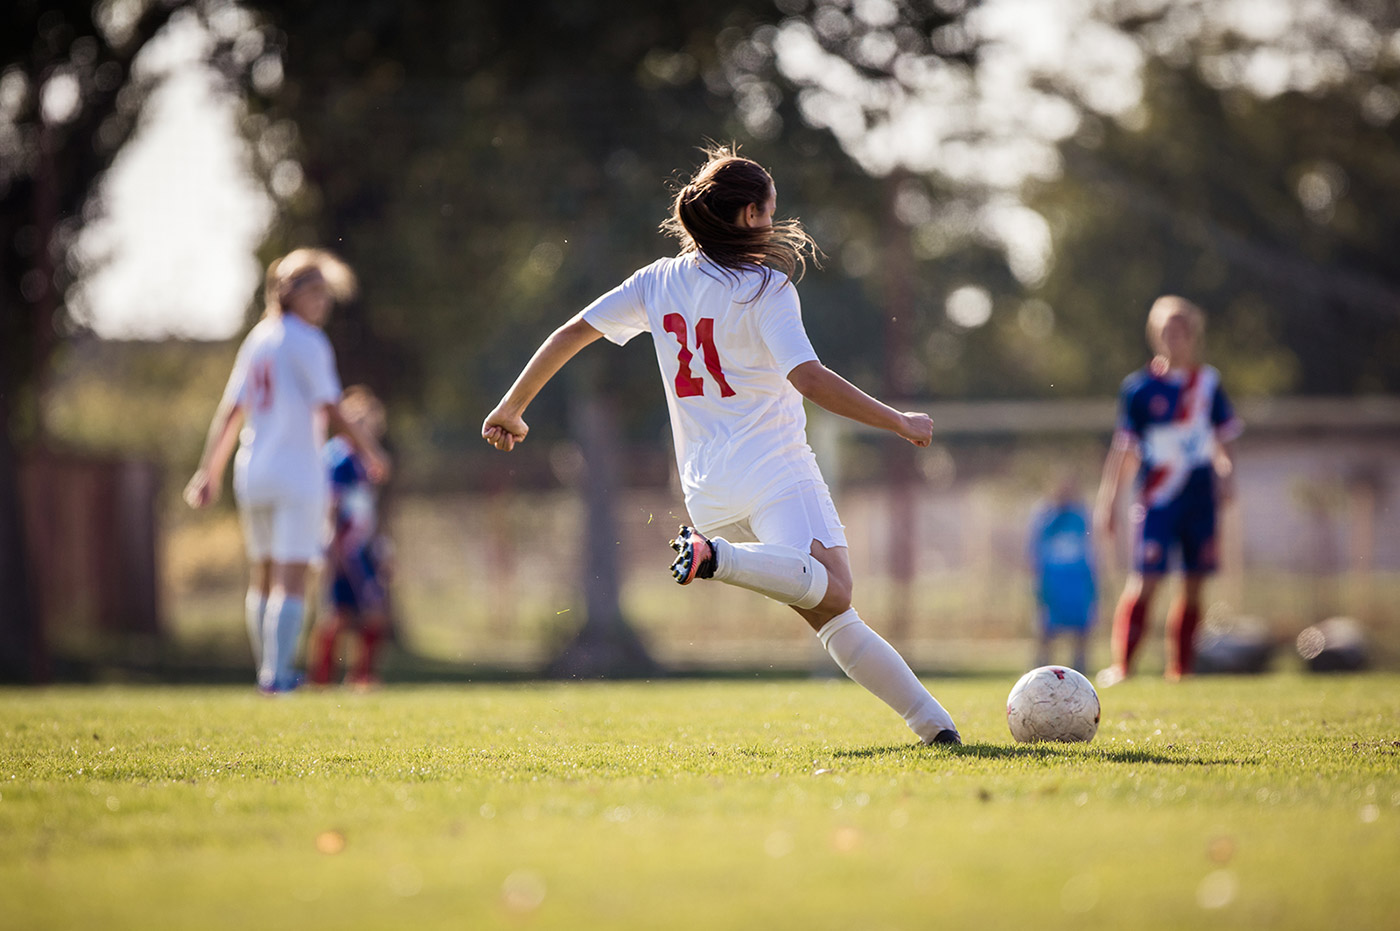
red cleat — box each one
[669,526,716,585]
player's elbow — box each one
[786,361,826,398]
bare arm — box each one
[787,360,932,447]
[482,313,605,451]
[184,401,244,508]
[1214,438,1236,503]
[1093,436,1138,541]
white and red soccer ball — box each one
[1006,665,1100,743]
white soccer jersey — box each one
[222,314,343,507]
[582,253,824,528]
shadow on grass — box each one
[835,742,1229,766]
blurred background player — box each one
[310,386,393,689]
[1094,296,1241,686]
[482,145,961,745]
[185,249,389,694]
[1026,472,1096,672]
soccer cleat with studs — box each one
[925,729,962,746]
[669,525,717,585]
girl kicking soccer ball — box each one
[482,146,960,745]
[186,248,389,693]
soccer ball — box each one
[1006,666,1100,743]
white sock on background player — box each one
[259,593,304,690]
[710,538,828,609]
[245,590,267,667]
[817,608,959,742]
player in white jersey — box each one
[186,249,389,694]
[483,146,961,745]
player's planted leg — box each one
[817,608,961,744]
[1102,573,1159,687]
[1166,574,1205,680]
[260,592,305,692]
[245,589,267,669]
[309,615,343,686]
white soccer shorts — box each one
[238,497,327,564]
[701,480,847,551]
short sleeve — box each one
[1113,375,1142,448]
[297,330,342,408]
[1211,374,1244,441]
[219,335,254,408]
[581,267,651,346]
[755,279,819,376]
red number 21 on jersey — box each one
[663,313,735,399]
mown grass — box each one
[3,673,1398,930]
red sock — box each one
[310,621,341,685]
[1112,592,1149,673]
[1167,601,1201,678]
[354,625,383,682]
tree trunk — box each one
[543,385,660,679]
[0,396,42,683]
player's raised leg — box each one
[671,525,827,609]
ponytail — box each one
[660,145,820,298]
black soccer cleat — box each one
[926,729,962,745]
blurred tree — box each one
[731,0,1400,399]
[0,0,262,681]
[0,0,183,681]
[1033,54,1400,396]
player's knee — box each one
[815,574,852,618]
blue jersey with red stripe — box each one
[324,437,385,612]
[1115,364,1241,507]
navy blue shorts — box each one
[330,547,386,615]
[1133,470,1218,575]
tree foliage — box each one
[734,0,1400,398]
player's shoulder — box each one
[633,254,685,280]
[1119,365,1156,396]
[283,314,334,352]
[239,316,278,347]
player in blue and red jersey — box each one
[1093,296,1242,685]
[309,386,393,689]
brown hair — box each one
[660,144,820,297]
[263,248,358,317]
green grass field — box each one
[4,673,1398,930]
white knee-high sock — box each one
[245,590,267,668]
[710,538,828,609]
[817,608,959,742]
[260,593,305,689]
